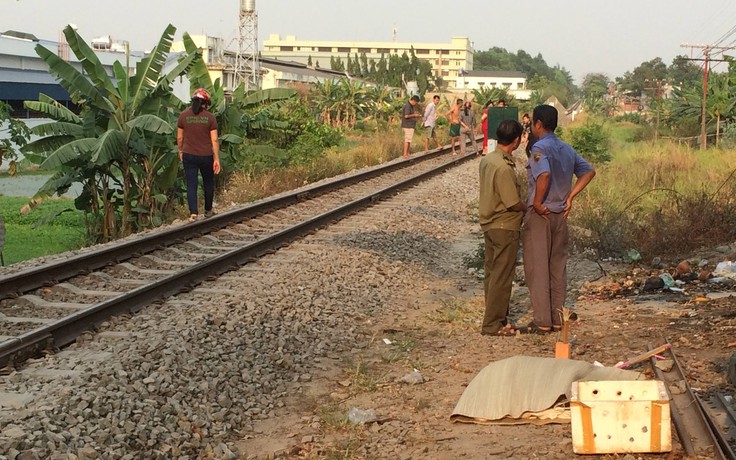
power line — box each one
[680,43,736,149]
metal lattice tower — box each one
[235,0,260,90]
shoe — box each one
[204,209,215,218]
[188,213,198,222]
[481,323,517,337]
[517,322,553,335]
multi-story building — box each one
[171,35,237,94]
[262,35,473,89]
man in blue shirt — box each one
[522,105,596,333]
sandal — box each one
[495,327,516,337]
[518,322,553,335]
[482,323,518,337]
[188,214,198,222]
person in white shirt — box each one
[422,95,442,151]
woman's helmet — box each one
[192,88,211,102]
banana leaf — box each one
[63,25,118,96]
[42,138,97,169]
[90,129,126,165]
[129,24,176,111]
[127,114,173,135]
[35,45,115,113]
[24,94,81,123]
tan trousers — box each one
[522,211,568,328]
[482,228,520,334]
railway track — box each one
[0,146,475,369]
[649,342,736,459]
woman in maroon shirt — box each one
[176,88,221,221]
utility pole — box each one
[680,43,735,150]
[644,79,664,141]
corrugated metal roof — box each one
[0,35,144,66]
[0,82,70,101]
[0,68,59,84]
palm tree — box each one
[312,77,369,129]
[470,87,513,106]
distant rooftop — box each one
[1,30,39,42]
[462,70,527,78]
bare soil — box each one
[236,243,736,459]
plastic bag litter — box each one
[714,261,736,280]
[348,407,376,425]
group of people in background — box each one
[401,95,523,158]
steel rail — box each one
[0,142,472,299]
[0,153,474,369]
[648,342,731,460]
[696,392,736,459]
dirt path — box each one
[238,241,736,460]
[229,155,736,460]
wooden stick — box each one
[616,343,672,369]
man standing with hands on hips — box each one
[521,104,596,334]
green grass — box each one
[1,196,85,266]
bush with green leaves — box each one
[561,122,612,163]
[721,122,736,149]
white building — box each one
[456,70,532,100]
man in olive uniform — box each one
[478,119,526,336]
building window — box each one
[280,46,293,52]
[416,49,429,54]
[503,82,512,88]
[478,82,485,86]
[442,70,449,76]
[517,82,524,89]
[337,47,350,53]
[377,48,390,54]
[442,60,449,66]
[358,48,370,53]
[318,47,331,52]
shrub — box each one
[569,143,736,261]
[721,122,736,149]
[561,122,612,163]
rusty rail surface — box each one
[649,342,733,459]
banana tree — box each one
[23,24,199,239]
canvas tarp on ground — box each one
[450,356,642,425]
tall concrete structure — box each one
[262,35,473,89]
[235,0,260,89]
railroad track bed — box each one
[0,150,478,458]
[0,149,472,357]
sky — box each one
[3,0,736,84]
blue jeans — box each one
[182,153,214,214]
